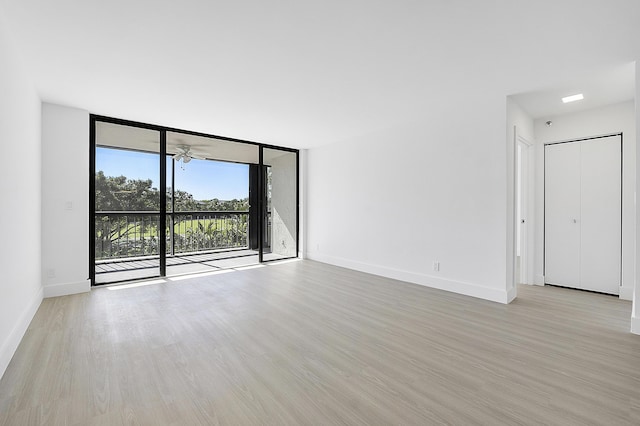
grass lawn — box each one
[97,216,248,241]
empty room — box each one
[1,1,639,425]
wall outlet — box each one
[46,268,56,278]
[433,261,440,272]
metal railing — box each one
[170,211,249,255]
[95,211,249,260]
[95,212,160,260]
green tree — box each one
[202,198,249,211]
[95,172,160,259]
[95,171,250,259]
[171,189,198,211]
[95,171,159,211]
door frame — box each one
[515,133,533,285]
[512,126,533,289]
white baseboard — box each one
[307,253,513,304]
[619,285,633,301]
[0,286,43,380]
[535,275,545,286]
[632,315,640,335]
[505,285,517,303]
[43,279,91,298]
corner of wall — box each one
[43,280,91,298]
[0,286,42,380]
[41,103,90,295]
[0,16,44,380]
[632,315,640,335]
[634,59,640,326]
[505,285,518,304]
[619,285,633,301]
[299,149,307,260]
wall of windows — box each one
[91,116,298,285]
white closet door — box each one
[579,136,621,294]
[545,142,581,288]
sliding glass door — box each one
[91,117,299,285]
[165,131,259,274]
[93,122,162,284]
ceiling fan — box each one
[172,145,206,164]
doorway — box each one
[515,136,532,285]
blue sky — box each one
[96,147,249,200]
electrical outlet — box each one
[433,261,440,272]
[46,268,56,278]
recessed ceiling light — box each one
[562,94,584,103]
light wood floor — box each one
[1,260,639,425]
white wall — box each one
[533,101,636,301]
[0,15,43,379]
[269,151,297,257]
[41,103,91,297]
[507,99,535,143]
[306,99,512,303]
[299,149,307,258]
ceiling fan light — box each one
[183,156,191,164]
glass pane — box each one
[262,148,297,261]
[165,131,258,275]
[166,155,173,256]
[166,155,174,213]
[94,122,161,284]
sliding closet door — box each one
[545,142,581,289]
[579,136,621,294]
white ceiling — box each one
[510,62,636,119]
[2,1,640,148]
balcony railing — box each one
[170,211,248,255]
[95,211,249,260]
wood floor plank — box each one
[1,260,639,425]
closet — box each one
[544,134,621,295]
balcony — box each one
[94,210,272,284]
[92,125,298,285]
